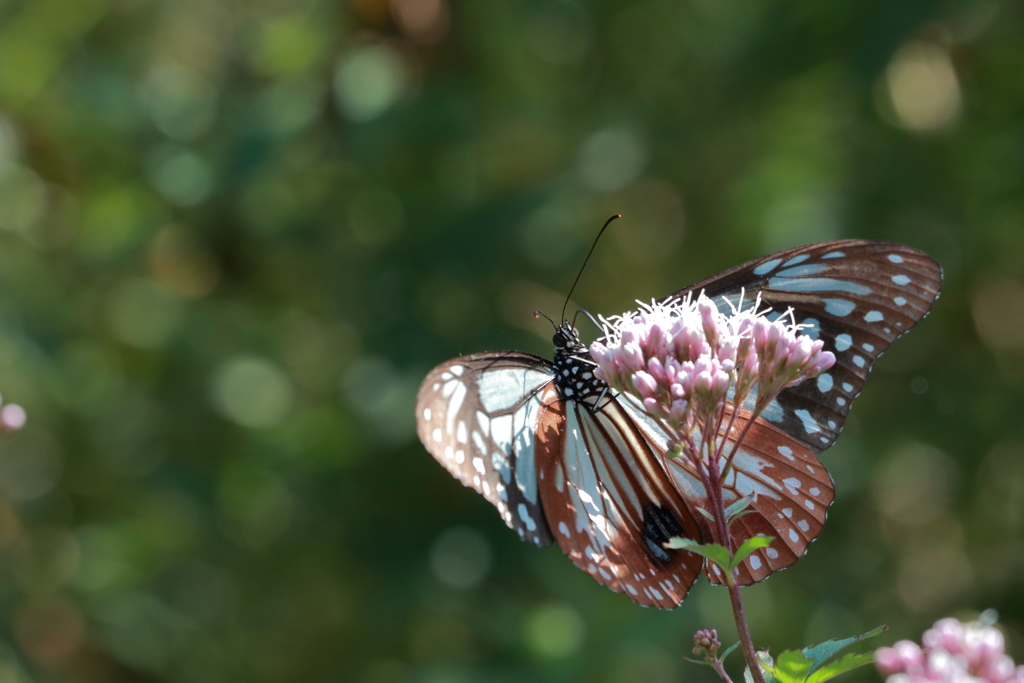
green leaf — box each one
[720,641,740,663]
[767,626,888,683]
[800,625,887,677]
[805,652,876,683]
[684,656,713,667]
[773,650,814,683]
[729,535,775,570]
[664,538,731,570]
[745,650,776,683]
[696,507,716,522]
[724,496,752,519]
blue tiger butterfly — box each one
[416,240,942,608]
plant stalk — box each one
[705,450,766,683]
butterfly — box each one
[416,240,942,608]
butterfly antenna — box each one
[574,309,604,333]
[561,214,621,324]
[534,310,558,331]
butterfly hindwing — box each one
[416,352,557,546]
[535,392,705,608]
[674,240,942,454]
[618,394,835,586]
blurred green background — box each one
[0,0,1020,680]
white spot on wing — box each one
[477,368,551,412]
[797,520,810,532]
[432,428,442,442]
[422,408,431,421]
[517,503,537,531]
[749,555,762,570]
[794,409,821,434]
[835,334,852,351]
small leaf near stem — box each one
[761,626,888,683]
[729,536,775,571]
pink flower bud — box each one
[624,343,645,372]
[924,619,966,655]
[632,371,658,398]
[642,397,662,417]
[647,357,667,385]
[982,655,1016,683]
[925,649,958,679]
[877,641,924,675]
[694,370,713,394]
[963,626,1005,671]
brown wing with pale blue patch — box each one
[672,240,942,454]
[534,392,706,609]
[416,351,557,547]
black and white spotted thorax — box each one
[551,323,607,403]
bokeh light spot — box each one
[0,165,47,236]
[333,45,407,123]
[149,225,219,298]
[873,441,955,527]
[885,41,962,132]
[972,276,1024,351]
[392,0,450,45]
[138,62,218,141]
[145,145,215,207]
[576,126,647,192]
[524,603,585,658]
[429,527,491,589]
[211,356,294,429]
[105,278,185,349]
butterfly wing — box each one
[418,352,706,606]
[535,391,706,609]
[672,239,943,453]
[416,351,557,546]
[659,240,942,585]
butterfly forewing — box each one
[416,352,557,546]
[535,393,705,608]
[676,240,942,454]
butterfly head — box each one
[553,323,586,355]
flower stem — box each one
[712,658,735,683]
[704,448,766,683]
[726,579,764,683]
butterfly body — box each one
[416,240,942,608]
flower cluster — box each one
[693,628,722,660]
[876,617,1024,683]
[589,293,834,454]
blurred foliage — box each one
[0,0,1020,681]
